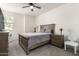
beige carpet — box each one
[8,39,79,56]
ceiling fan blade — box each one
[33,6,41,9]
[22,6,29,8]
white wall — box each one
[2,10,25,40]
[36,3,79,40]
[25,15,36,32]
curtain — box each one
[0,8,4,31]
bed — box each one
[18,24,55,55]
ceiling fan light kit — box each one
[30,6,33,9]
[22,3,41,11]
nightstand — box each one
[50,34,64,48]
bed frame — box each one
[18,24,55,55]
[19,34,50,55]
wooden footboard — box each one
[19,35,29,55]
[18,34,49,55]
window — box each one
[4,16,14,31]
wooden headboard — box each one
[39,24,55,34]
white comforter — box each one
[20,33,51,48]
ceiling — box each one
[0,3,65,16]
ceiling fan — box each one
[22,3,41,11]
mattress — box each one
[21,33,51,37]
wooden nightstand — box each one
[50,34,64,48]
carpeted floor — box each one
[8,39,79,56]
